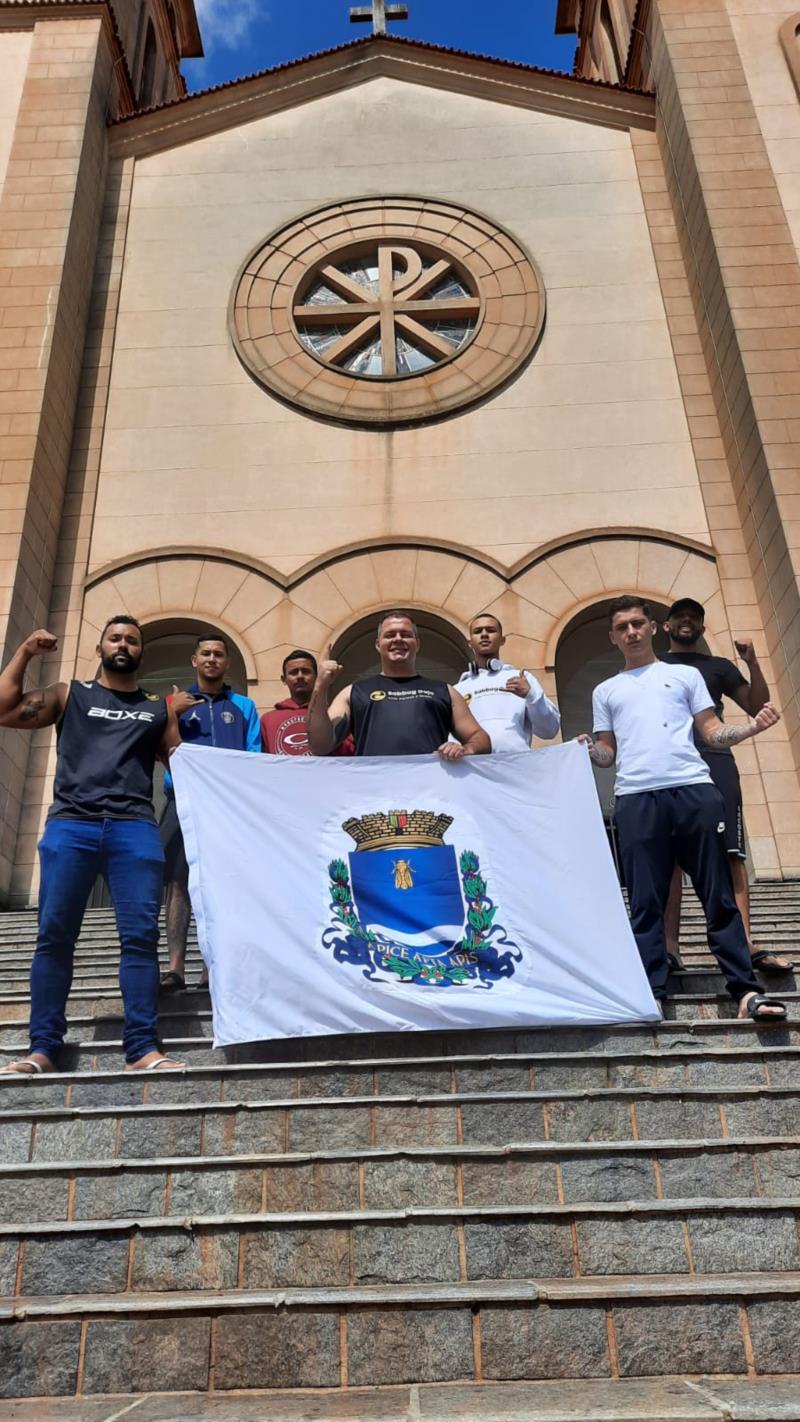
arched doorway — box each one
[555,599,671,817]
[331,610,467,690]
[139,618,248,696]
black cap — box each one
[667,597,705,620]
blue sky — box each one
[185,0,577,93]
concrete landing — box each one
[2,1380,800,1421]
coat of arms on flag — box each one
[323,808,521,988]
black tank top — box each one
[50,681,168,823]
[350,674,453,756]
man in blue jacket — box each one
[160,633,261,992]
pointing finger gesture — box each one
[317,644,343,687]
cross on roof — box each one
[349,0,409,36]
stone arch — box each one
[80,553,279,683]
[508,535,723,669]
[137,616,250,695]
[78,532,726,702]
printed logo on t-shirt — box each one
[221,710,234,724]
[370,691,387,701]
[87,707,156,723]
[274,714,310,754]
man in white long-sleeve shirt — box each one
[457,612,560,751]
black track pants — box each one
[614,783,759,1003]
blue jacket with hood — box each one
[164,683,261,794]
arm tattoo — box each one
[589,743,615,767]
[332,714,349,746]
[707,723,752,749]
[18,694,46,724]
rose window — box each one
[293,244,480,378]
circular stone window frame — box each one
[229,196,546,427]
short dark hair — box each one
[377,610,418,637]
[100,614,143,642]
[470,611,503,635]
[282,649,318,675]
[194,632,229,653]
[607,595,652,627]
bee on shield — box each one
[323,808,521,988]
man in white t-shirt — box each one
[581,595,785,1022]
[457,612,561,752]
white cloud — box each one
[195,0,264,50]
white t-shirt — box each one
[592,661,714,796]
[457,662,560,752]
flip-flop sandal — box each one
[125,1055,186,1072]
[159,971,186,994]
[0,1057,50,1075]
[741,993,787,1023]
[751,951,795,976]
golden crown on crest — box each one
[342,809,454,852]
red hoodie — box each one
[260,698,354,756]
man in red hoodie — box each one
[261,650,354,756]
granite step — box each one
[0,1135,797,1222]
[1,1274,798,1396]
[3,1196,800,1298]
[0,987,798,1041]
[1,1084,800,1161]
[3,1378,800,1422]
[0,971,797,1019]
[2,1041,800,1108]
[2,1013,800,1070]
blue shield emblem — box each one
[324,806,522,988]
[349,845,465,956]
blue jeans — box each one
[31,818,164,1065]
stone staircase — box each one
[0,884,798,1419]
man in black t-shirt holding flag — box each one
[0,618,186,1076]
[661,597,792,975]
[307,610,490,759]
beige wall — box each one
[727,0,800,257]
[0,30,31,198]
[95,76,707,579]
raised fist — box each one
[23,630,58,658]
[752,701,780,735]
[734,638,757,667]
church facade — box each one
[0,0,799,903]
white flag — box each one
[171,741,659,1047]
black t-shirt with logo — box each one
[659,651,747,757]
[350,674,453,756]
[50,680,168,822]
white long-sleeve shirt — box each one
[456,661,560,752]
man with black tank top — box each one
[0,617,185,1076]
[307,610,490,758]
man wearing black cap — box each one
[661,598,791,975]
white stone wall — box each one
[95,76,707,577]
[727,0,800,256]
[0,30,31,199]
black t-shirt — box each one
[659,651,746,757]
[350,674,453,756]
[50,680,168,822]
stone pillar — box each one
[0,19,114,900]
[646,0,800,873]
